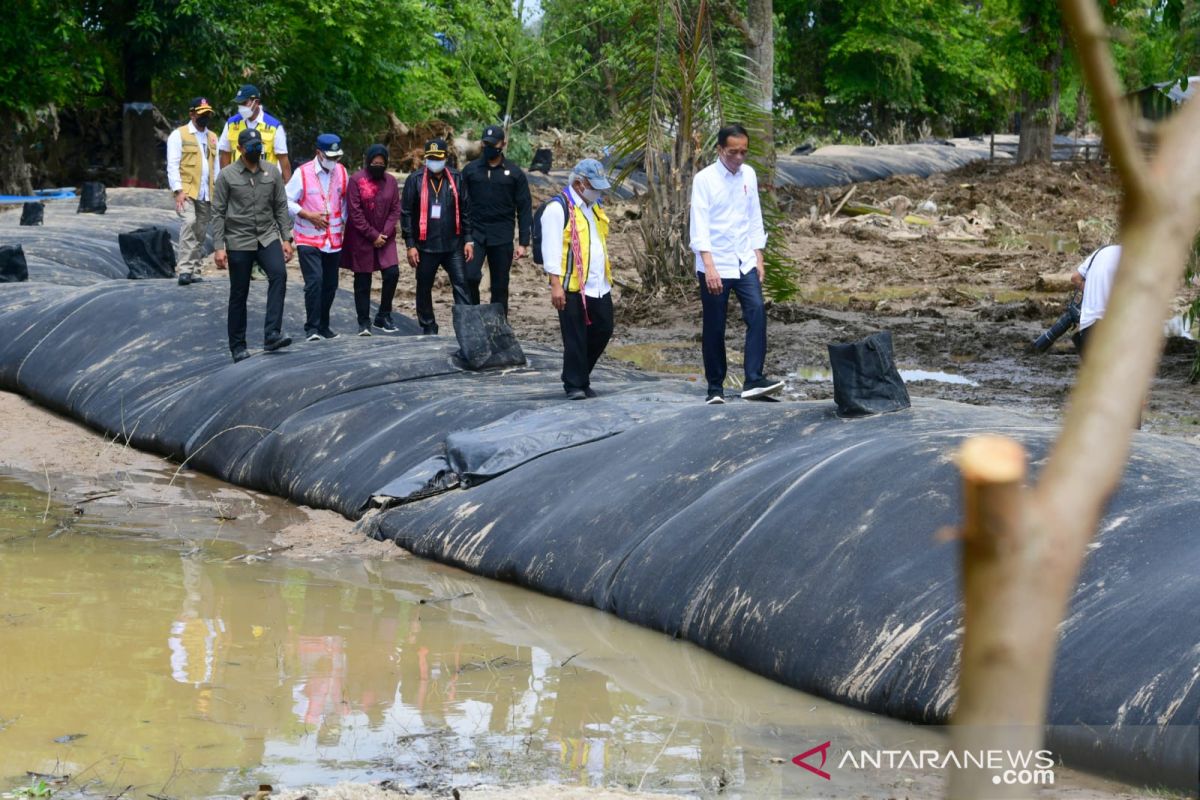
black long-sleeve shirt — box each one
[401,167,472,252]
[461,156,532,247]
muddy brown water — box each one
[0,470,1161,799]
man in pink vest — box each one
[286,133,348,340]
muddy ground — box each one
[417,160,1199,438]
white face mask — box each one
[579,186,603,204]
[238,104,256,122]
[426,159,446,173]
[317,154,339,171]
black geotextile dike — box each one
[368,400,1200,790]
[119,226,177,279]
[828,331,911,417]
[451,303,526,370]
[20,202,44,226]
[774,144,990,188]
[0,244,28,282]
[77,181,107,214]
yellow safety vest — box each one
[177,125,218,200]
[224,111,283,165]
[558,200,612,292]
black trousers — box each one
[415,249,470,334]
[557,291,614,391]
[298,246,340,335]
[352,266,399,327]
[227,241,286,353]
[466,242,515,314]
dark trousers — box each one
[415,249,470,334]
[227,241,287,353]
[352,266,399,327]
[466,242,514,314]
[298,246,340,335]
[699,269,766,394]
[558,291,614,391]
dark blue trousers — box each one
[698,269,766,394]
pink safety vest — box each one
[293,160,348,250]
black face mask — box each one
[367,163,387,179]
[483,144,502,161]
[193,115,209,131]
[243,143,264,164]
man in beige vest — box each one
[167,97,218,285]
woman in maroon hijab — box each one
[343,144,402,335]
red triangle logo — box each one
[792,740,832,780]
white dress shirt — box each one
[216,107,289,154]
[540,186,611,298]
[1077,244,1122,331]
[166,121,212,201]
[689,159,767,278]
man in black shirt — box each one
[461,125,533,316]
[401,138,473,335]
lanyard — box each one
[563,190,592,325]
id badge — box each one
[431,203,443,220]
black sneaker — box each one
[357,326,372,337]
[741,377,784,400]
[189,274,204,283]
[177,273,192,286]
[705,391,726,405]
[231,348,250,363]
[263,335,292,352]
[374,316,399,333]
[583,387,598,398]
[565,388,587,400]
[421,326,437,335]
[305,332,322,342]
[319,329,339,339]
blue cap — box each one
[573,158,611,190]
[316,133,343,157]
[232,84,260,103]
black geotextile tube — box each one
[119,226,178,279]
[0,218,1196,792]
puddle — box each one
[0,473,1154,799]
[789,367,979,387]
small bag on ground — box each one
[827,330,910,417]
[0,244,29,283]
[119,226,177,279]
[77,182,107,214]
[530,148,553,174]
[452,303,526,370]
[20,202,44,226]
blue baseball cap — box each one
[316,133,343,157]
[232,84,260,103]
[573,158,611,190]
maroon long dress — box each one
[341,169,401,272]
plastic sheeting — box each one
[0,190,1195,792]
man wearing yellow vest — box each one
[166,97,217,285]
[218,85,291,180]
[286,134,348,341]
[539,158,614,400]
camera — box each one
[1032,291,1081,353]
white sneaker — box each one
[741,378,785,400]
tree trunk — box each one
[746,0,775,193]
[1074,84,1090,138]
[1017,30,1064,163]
[0,112,32,195]
[121,51,160,188]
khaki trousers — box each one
[178,198,212,275]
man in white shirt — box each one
[166,97,218,285]
[540,158,615,400]
[286,134,348,341]
[689,124,784,403]
[1070,244,1122,355]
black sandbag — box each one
[0,244,28,283]
[828,331,910,417]
[530,148,553,173]
[368,401,1199,790]
[20,202,44,226]
[77,181,107,214]
[119,226,177,279]
[452,303,526,370]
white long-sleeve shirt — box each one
[166,121,212,201]
[689,159,767,278]
[540,186,611,298]
[285,160,345,253]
